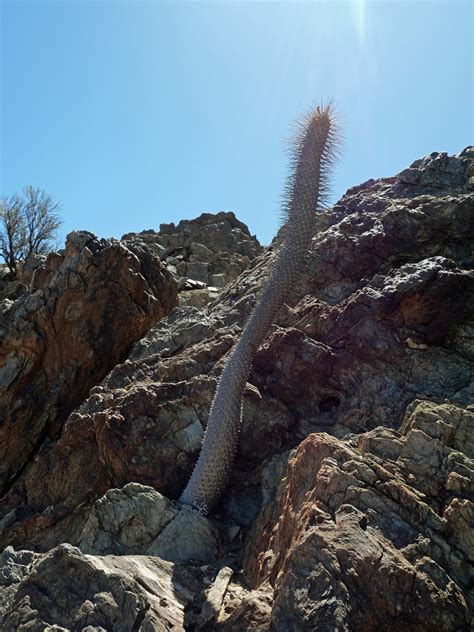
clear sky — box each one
[1,1,472,246]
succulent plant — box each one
[180,103,341,513]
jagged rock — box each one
[215,583,273,631]
[0,150,473,630]
[0,231,177,498]
[179,286,221,309]
[0,543,197,631]
[122,211,262,293]
[240,401,472,630]
[0,264,28,301]
[16,252,48,285]
[195,566,233,629]
[0,546,35,614]
[395,148,474,194]
[0,280,27,302]
[80,483,219,564]
[1,150,472,553]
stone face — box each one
[79,483,179,556]
[1,152,473,553]
[179,285,221,309]
[147,506,219,564]
[0,544,196,631]
[216,584,273,631]
[0,231,177,498]
[195,565,233,629]
[241,401,472,631]
[122,210,263,299]
[79,482,219,564]
[0,151,473,630]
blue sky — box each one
[1,1,472,246]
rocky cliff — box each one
[0,149,473,631]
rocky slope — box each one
[123,211,263,307]
[0,148,473,630]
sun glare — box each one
[353,0,367,45]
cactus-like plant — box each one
[180,103,340,513]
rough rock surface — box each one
[239,400,472,631]
[0,231,178,498]
[80,482,219,564]
[0,543,197,631]
[0,265,27,302]
[0,543,245,631]
[179,284,222,310]
[1,148,473,630]
[122,210,262,293]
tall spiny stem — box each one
[180,103,341,512]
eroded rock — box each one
[1,150,473,631]
[0,543,196,631]
[122,211,262,296]
[80,482,219,564]
[0,231,177,499]
[241,401,472,631]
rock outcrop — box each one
[239,401,472,631]
[79,482,219,564]
[1,149,473,630]
[0,231,178,498]
[0,544,197,631]
[122,211,263,295]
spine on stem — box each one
[180,103,341,513]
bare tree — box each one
[0,186,62,277]
[22,186,62,259]
[0,195,26,277]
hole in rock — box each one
[318,395,341,414]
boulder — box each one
[0,544,196,631]
[80,482,219,564]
